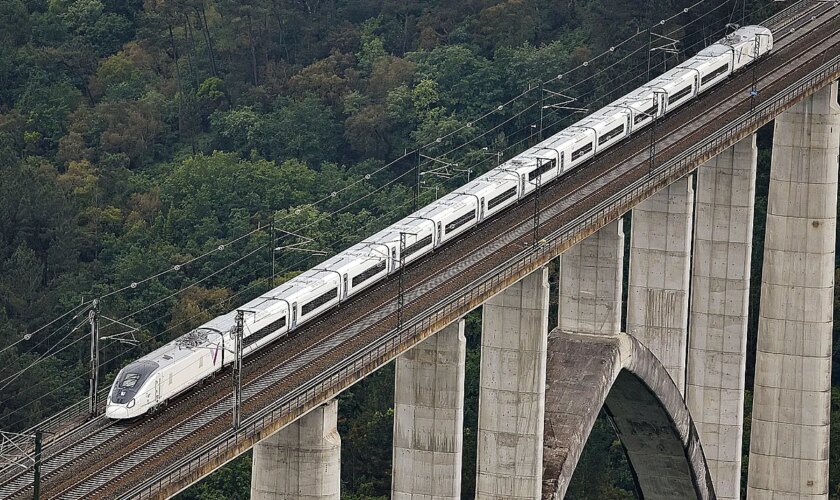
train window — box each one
[404,234,433,257]
[487,187,517,210]
[301,288,338,316]
[571,142,593,161]
[352,260,387,287]
[597,125,625,146]
[668,85,692,105]
[701,64,729,85]
[244,315,288,348]
[120,373,141,388]
[445,210,476,234]
[528,159,557,181]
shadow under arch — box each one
[541,330,715,500]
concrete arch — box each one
[541,330,715,500]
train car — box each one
[492,148,561,198]
[364,216,437,269]
[410,193,479,246]
[615,87,664,132]
[682,43,733,94]
[283,271,341,329]
[106,315,231,418]
[565,127,598,169]
[585,107,632,154]
[648,68,698,114]
[314,244,390,300]
[466,172,520,219]
[725,25,774,72]
[238,292,290,350]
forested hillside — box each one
[0,0,836,498]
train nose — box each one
[105,404,133,419]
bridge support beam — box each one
[250,400,341,500]
[541,330,715,499]
[627,176,694,393]
[392,319,466,500]
[748,82,839,499]
[476,267,549,499]
[687,134,757,500]
[557,219,625,335]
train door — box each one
[342,274,348,299]
[479,198,485,221]
[626,114,631,134]
[154,376,161,403]
[560,152,565,171]
[436,222,442,243]
[291,303,297,328]
[391,247,397,270]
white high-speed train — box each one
[106,26,772,419]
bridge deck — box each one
[1,2,838,498]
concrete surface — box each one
[541,330,715,500]
[251,400,341,500]
[687,134,757,499]
[392,319,466,500]
[748,82,839,499]
[557,219,625,335]
[476,268,550,499]
[627,176,694,393]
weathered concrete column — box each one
[251,400,341,500]
[627,176,694,394]
[476,267,549,499]
[557,219,624,335]
[687,134,757,500]
[392,319,466,500]
[748,82,839,499]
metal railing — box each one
[124,52,840,499]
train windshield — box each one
[119,373,142,388]
[110,360,158,404]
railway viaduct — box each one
[251,79,838,500]
[0,1,838,499]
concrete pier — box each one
[557,219,625,335]
[627,176,694,393]
[251,400,341,500]
[687,135,757,500]
[748,82,839,499]
[476,268,549,499]
[392,320,466,500]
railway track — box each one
[1,3,837,498]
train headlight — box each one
[126,399,135,408]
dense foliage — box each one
[0,0,836,498]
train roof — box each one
[455,178,516,198]
[315,245,385,274]
[364,216,434,247]
[722,25,772,46]
[133,317,230,370]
